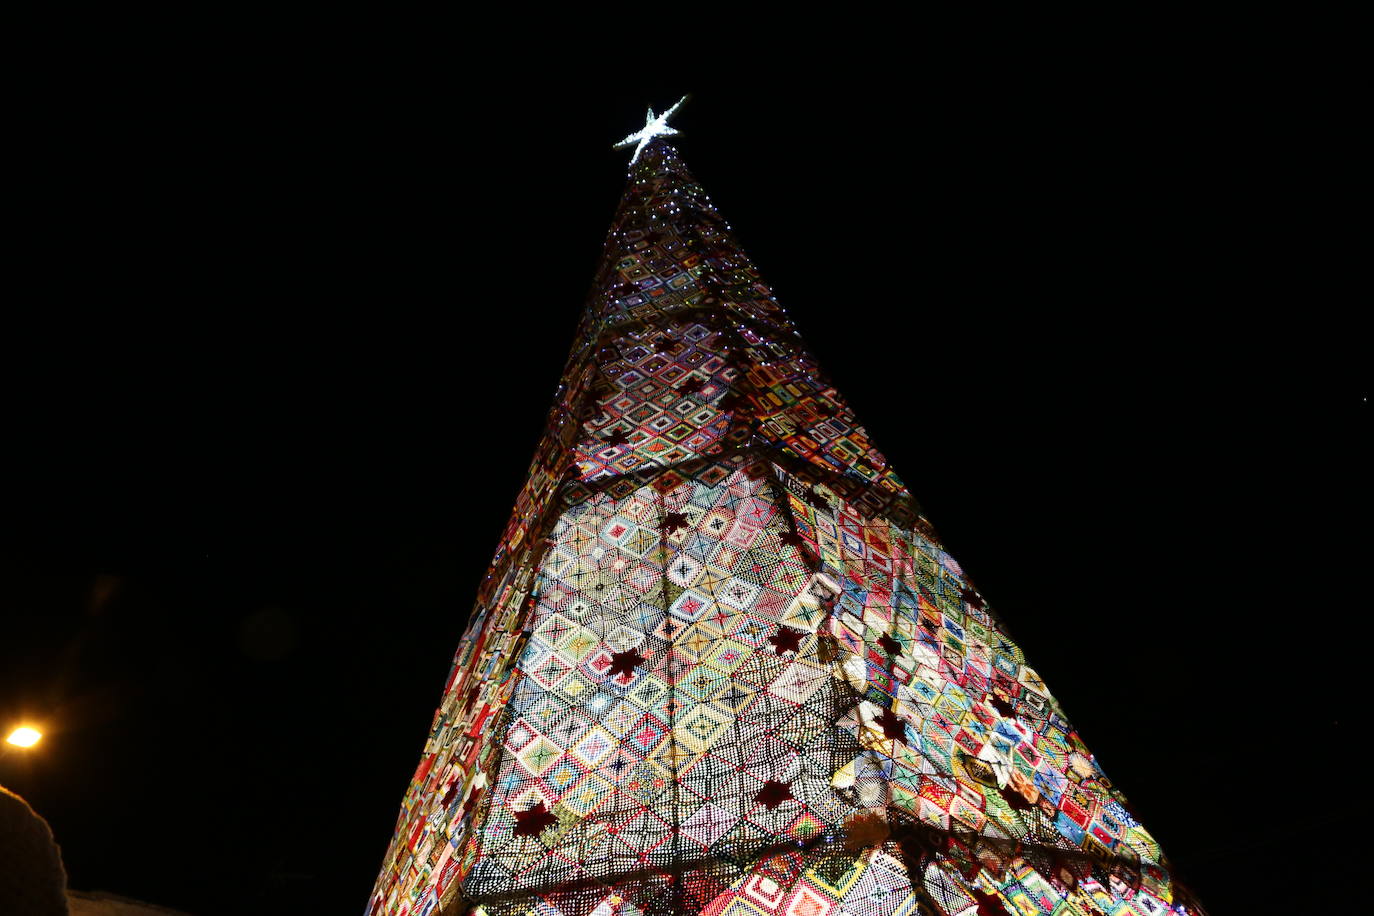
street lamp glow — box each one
[6,726,42,748]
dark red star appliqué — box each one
[661,511,691,535]
[754,780,793,810]
[960,585,985,609]
[606,648,646,679]
[677,376,707,395]
[971,888,1010,916]
[878,633,902,656]
[441,782,459,807]
[512,800,559,837]
[717,392,745,412]
[874,707,908,742]
[988,694,1017,718]
[778,529,806,549]
[602,429,631,447]
[999,786,1036,813]
[768,626,804,654]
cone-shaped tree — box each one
[369,109,1202,916]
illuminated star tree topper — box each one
[613,94,689,164]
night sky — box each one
[2,46,1364,916]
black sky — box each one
[1,39,1365,916]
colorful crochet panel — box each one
[368,137,1203,916]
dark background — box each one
[2,36,1365,916]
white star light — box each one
[613,95,688,164]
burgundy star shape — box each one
[873,707,908,742]
[677,376,707,395]
[606,648,646,679]
[512,800,559,837]
[999,786,1036,813]
[441,782,459,807]
[803,488,831,510]
[960,585,985,609]
[754,780,793,810]
[988,694,1017,718]
[971,888,1010,916]
[768,626,805,655]
[661,511,691,535]
[877,633,902,656]
[462,788,483,818]
[778,530,806,549]
[601,429,631,447]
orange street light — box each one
[5,726,43,748]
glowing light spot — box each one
[613,95,689,165]
[6,726,42,748]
